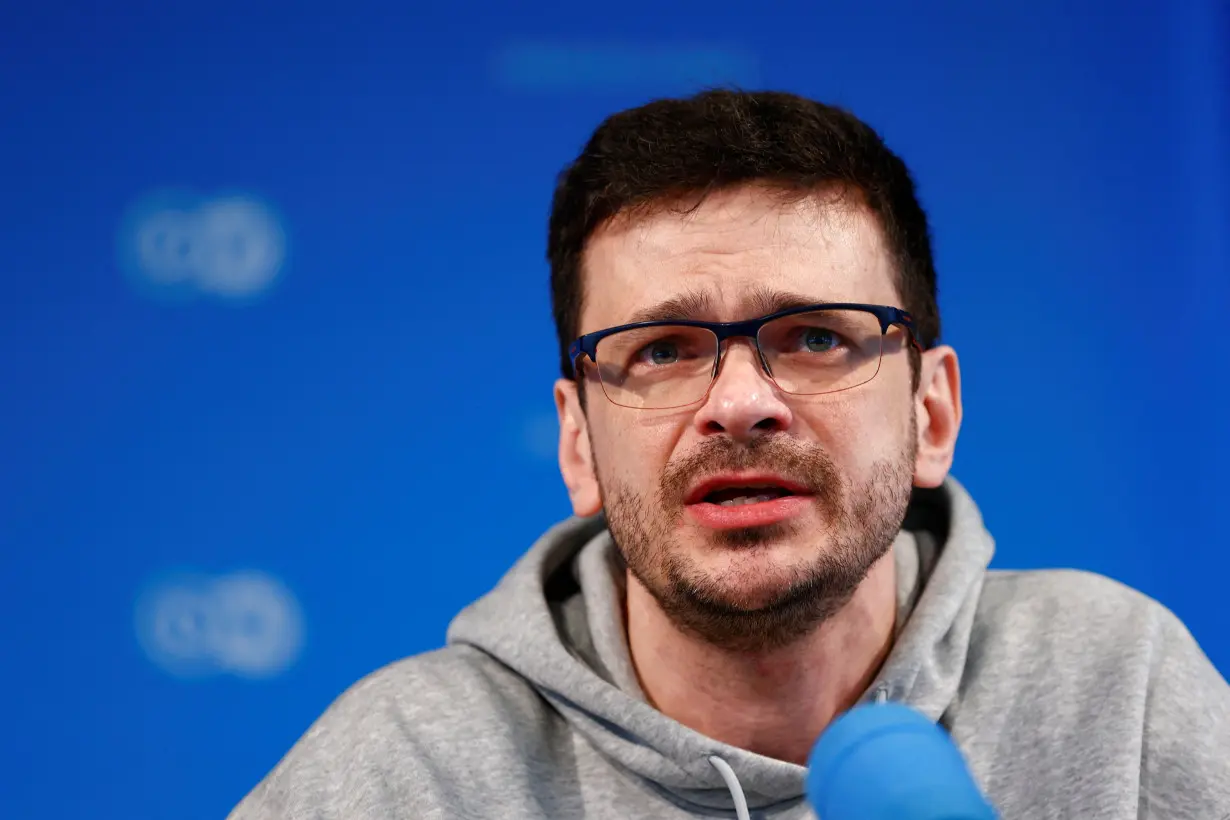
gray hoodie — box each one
[228,479,1230,819]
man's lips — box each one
[682,472,814,530]
[683,473,812,505]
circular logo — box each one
[135,571,305,680]
[119,192,287,303]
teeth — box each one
[718,494,780,507]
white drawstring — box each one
[707,691,889,820]
[707,755,751,820]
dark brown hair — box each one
[547,89,940,381]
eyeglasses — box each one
[568,303,921,410]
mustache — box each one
[659,436,843,505]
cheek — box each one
[799,390,911,468]
[590,414,680,486]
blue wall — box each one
[1,2,1226,818]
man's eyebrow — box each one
[746,288,834,317]
[625,292,714,325]
[623,288,832,325]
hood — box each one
[446,477,995,814]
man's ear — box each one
[555,379,602,517]
[913,345,962,489]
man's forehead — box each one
[579,189,897,331]
[619,286,839,326]
[611,188,861,255]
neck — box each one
[625,550,897,766]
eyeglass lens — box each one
[592,308,886,410]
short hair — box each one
[547,89,940,383]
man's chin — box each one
[681,518,804,551]
[681,528,825,577]
[687,583,802,615]
[643,545,877,651]
[673,558,817,612]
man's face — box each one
[556,185,940,652]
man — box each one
[229,90,1230,819]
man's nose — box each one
[692,340,794,440]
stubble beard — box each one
[601,431,917,654]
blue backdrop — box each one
[1,2,1226,819]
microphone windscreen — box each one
[806,702,997,820]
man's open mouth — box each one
[683,474,812,529]
[701,485,797,507]
[686,473,811,506]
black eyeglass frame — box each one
[567,302,923,400]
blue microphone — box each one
[806,702,998,819]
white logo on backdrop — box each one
[120,193,286,301]
[135,571,305,679]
